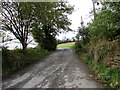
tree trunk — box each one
[22,42,27,50]
[92,0,96,20]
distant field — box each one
[57,42,75,48]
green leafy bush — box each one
[2,47,51,78]
[41,35,57,51]
[93,63,120,88]
[75,41,83,53]
[89,4,120,42]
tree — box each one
[32,2,74,50]
[40,24,57,51]
[76,16,90,45]
[89,2,120,42]
[2,2,73,51]
[2,2,33,50]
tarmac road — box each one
[2,48,102,89]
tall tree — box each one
[32,2,74,50]
[2,2,73,50]
[2,2,33,50]
[89,2,120,42]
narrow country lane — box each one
[2,48,102,89]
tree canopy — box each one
[89,2,120,42]
[2,2,34,50]
[31,2,73,50]
[1,2,74,50]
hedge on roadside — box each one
[2,47,51,78]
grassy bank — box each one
[57,42,75,48]
[2,47,51,78]
[78,52,120,89]
[74,39,120,89]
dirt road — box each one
[2,48,102,89]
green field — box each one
[57,42,75,48]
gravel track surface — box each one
[2,48,102,89]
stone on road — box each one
[2,48,102,89]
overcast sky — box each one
[56,0,93,40]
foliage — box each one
[89,2,120,42]
[2,2,73,50]
[75,40,83,53]
[41,35,57,51]
[75,28,90,54]
[74,2,120,89]
[79,53,120,88]
[2,47,51,78]
[75,17,90,53]
[77,27,90,44]
[32,25,57,51]
[93,63,120,88]
[2,2,34,50]
[31,2,73,51]
[32,2,73,33]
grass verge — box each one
[80,53,120,89]
[2,47,51,78]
